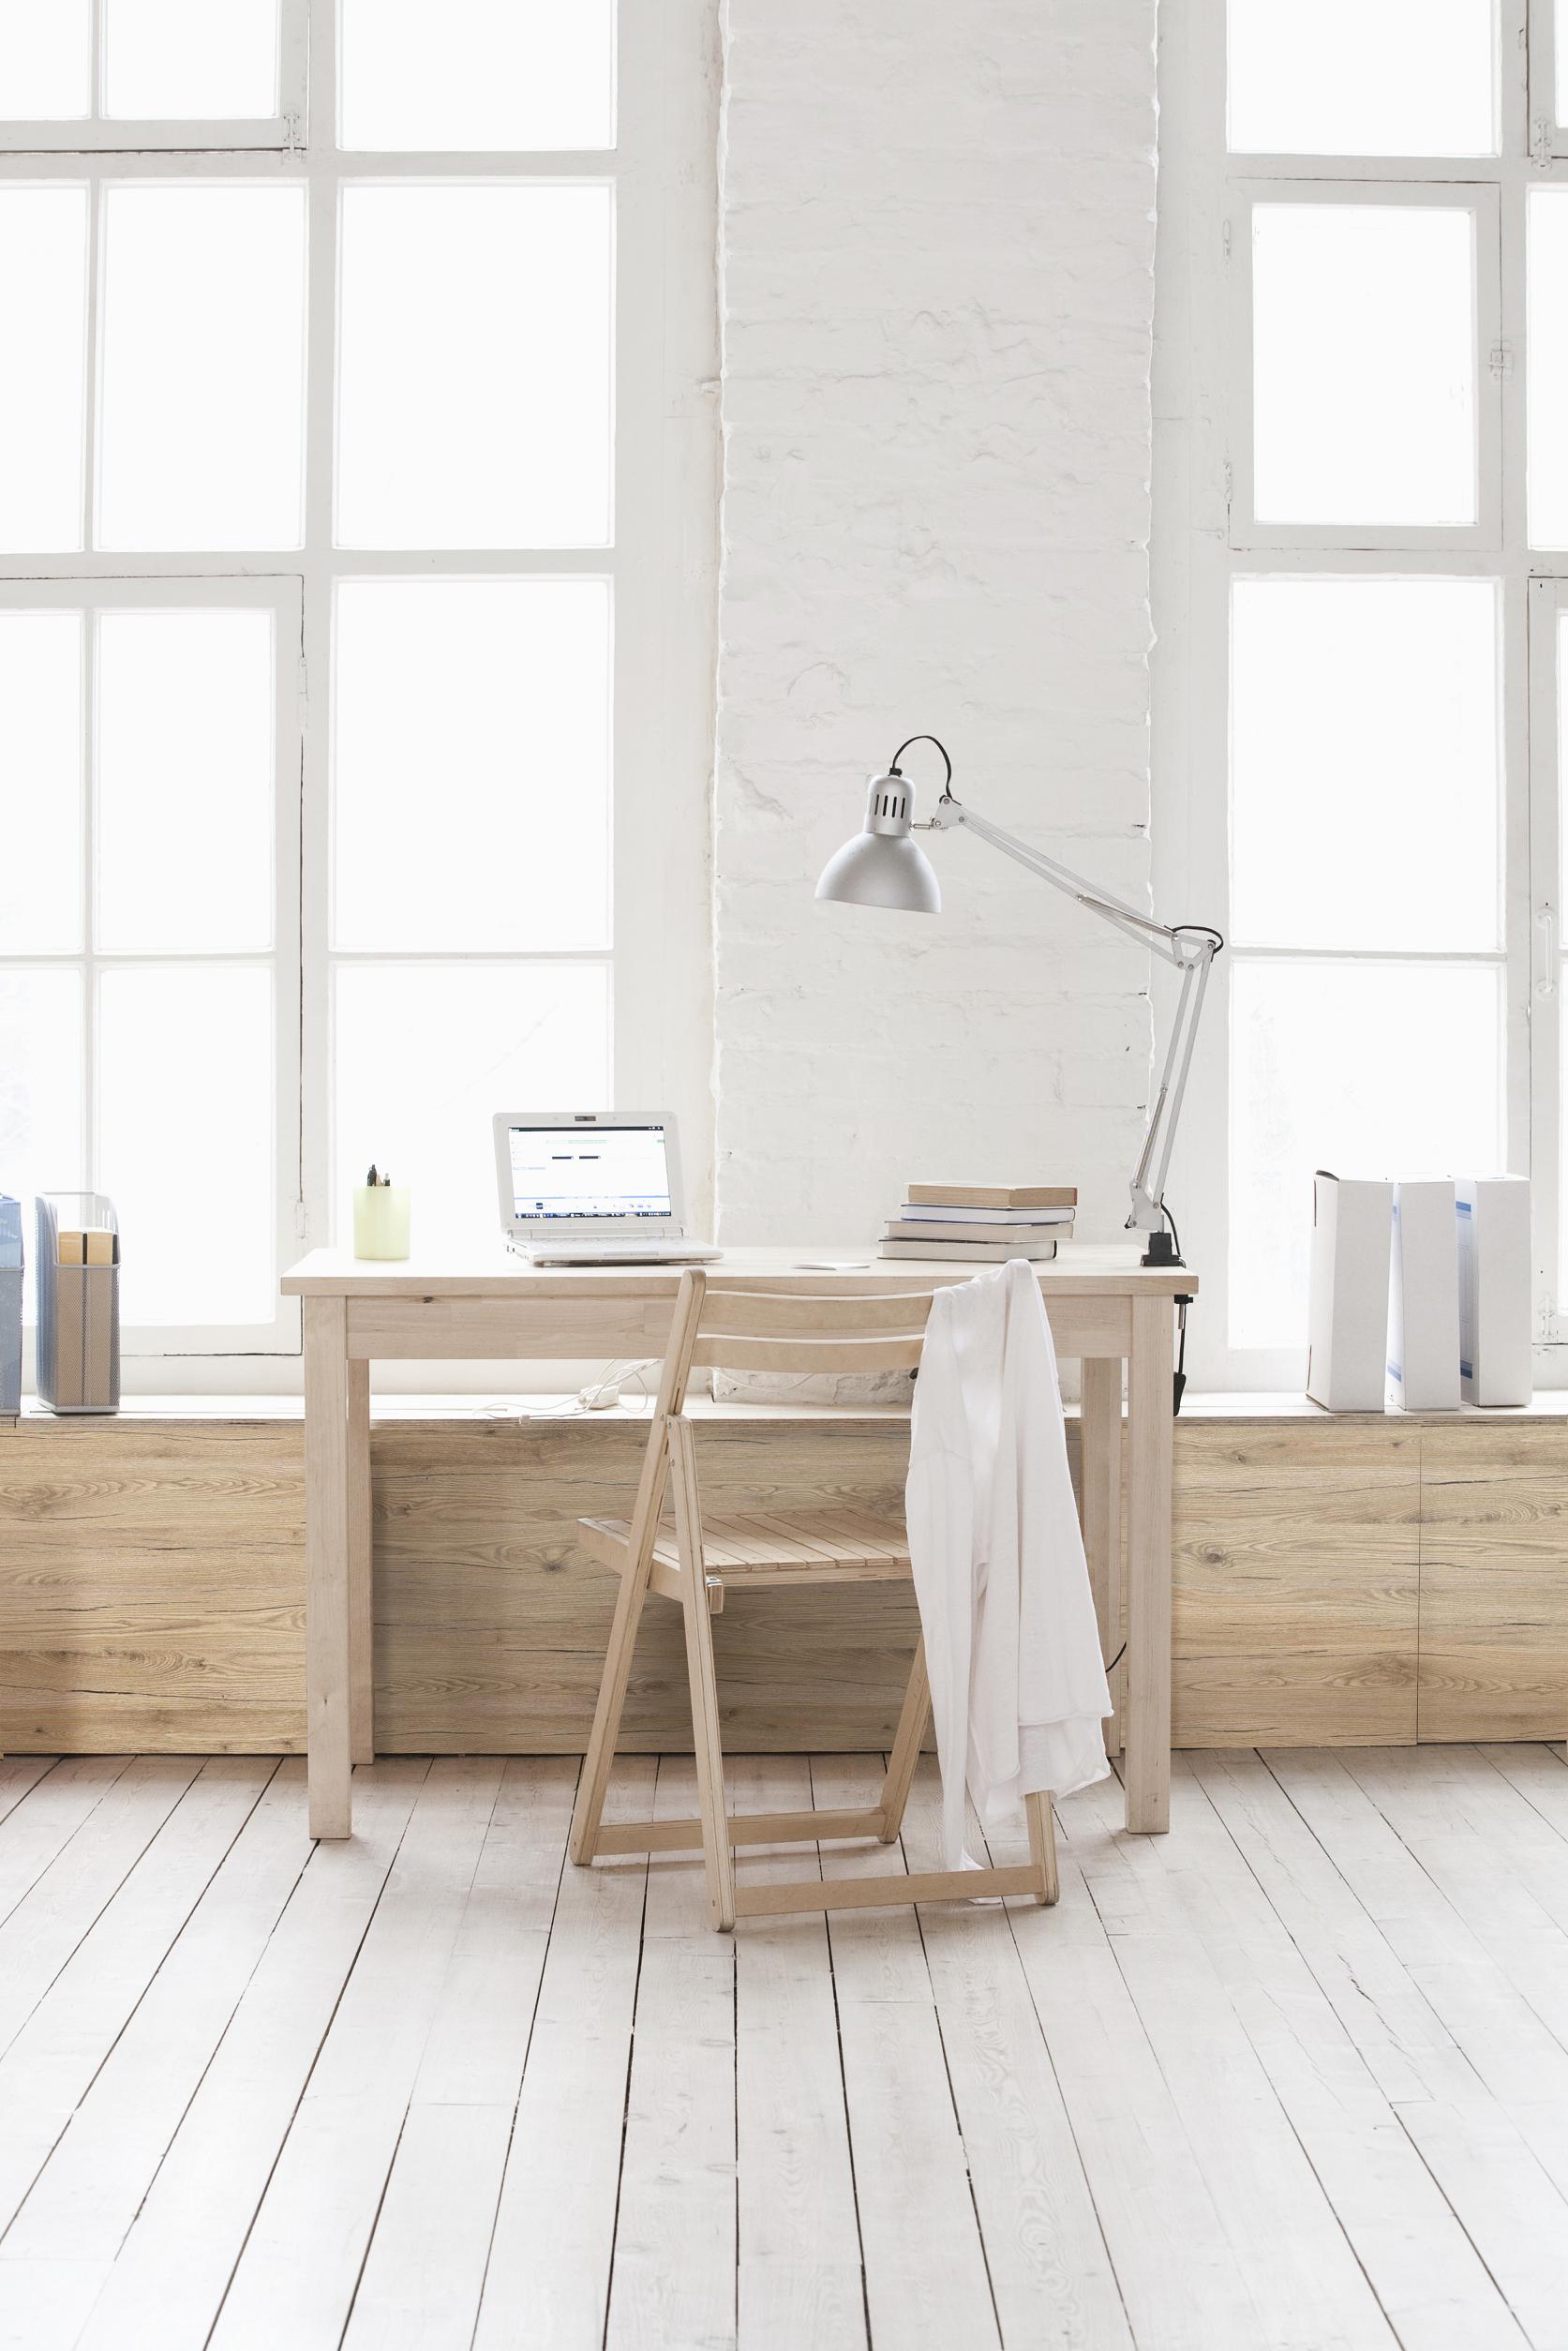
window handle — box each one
[1537,903,1558,1000]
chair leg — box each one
[681,1569,737,1932]
[670,1420,735,1932]
[1026,1789,1059,1906]
[877,1637,930,1843]
[569,1554,653,1866]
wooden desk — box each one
[282,1246,1193,1842]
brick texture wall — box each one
[712,0,1159,1247]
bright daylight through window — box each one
[1162,0,1568,1384]
[0,0,656,1367]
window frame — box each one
[0,0,309,154]
[1227,177,1504,553]
[1,0,719,1386]
[0,570,305,1358]
[1153,0,1568,1390]
[1528,0,1568,161]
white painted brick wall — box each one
[713,0,1159,1249]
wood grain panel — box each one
[1172,1421,1421,1747]
[370,1418,918,1754]
[2,1408,1561,1756]
[0,1424,306,1752]
[0,1416,919,1755]
[1417,1421,1568,1742]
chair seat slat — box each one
[580,1507,908,1579]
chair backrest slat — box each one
[695,1286,934,1337]
[687,1282,933,1377]
[687,1332,924,1374]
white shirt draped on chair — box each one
[905,1257,1113,1871]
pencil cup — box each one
[352,1185,411,1260]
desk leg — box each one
[1124,1295,1173,1834]
[305,1296,352,1839]
[1081,1356,1124,1758]
[348,1358,373,1766]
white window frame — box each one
[0,0,309,154]
[1529,0,1568,161]
[0,571,304,1359]
[1529,575,1567,1323]
[1153,0,1568,1390]
[2,1,718,1389]
[1228,178,1505,553]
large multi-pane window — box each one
[1157,0,1568,1387]
[0,2,712,1373]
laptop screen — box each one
[507,1123,674,1223]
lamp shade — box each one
[814,771,942,913]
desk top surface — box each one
[282,1241,1196,1301]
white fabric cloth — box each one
[905,1258,1112,1870]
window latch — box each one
[1536,904,1558,1001]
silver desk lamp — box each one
[815,734,1224,1281]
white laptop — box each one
[493,1111,721,1265]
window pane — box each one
[1231,958,1503,1350]
[0,971,83,1325]
[334,580,609,951]
[98,966,274,1325]
[0,1,90,117]
[0,613,82,954]
[336,185,611,549]
[1528,192,1568,549]
[97,185,306,552]
[334,962,609,1246]
[1561,0,1568,127]
[339,0,613,151]
[1251,204,1476,528]
[1232,578,1501,951]
[0,187,87,553]
[97,609,275,953]
[103,0,279,119]
[1228,0,1498,157]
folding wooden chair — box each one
[566,1269,1059,1930]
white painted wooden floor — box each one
[2,1745,1568,2350]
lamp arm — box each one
[923,791,1223,1238]
[927,798,1203,966]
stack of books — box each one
[878,1182,1078,1263]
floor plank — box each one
[208,1757,503,2351]
[1137,1758,1527,2351]
[1266,1749,1568,2210]
[4,1745,1568,2350]
[1062,1770,1411,2348]
[731,1752,867,2351]
[0,1757,276,2239]
[813,1755,1003,2351]
[1193,1747,1568,2349]
[472,1757,655,2351]
[605,1754,738,2351]
[1005,1796,1264,2351]
[0,1760,132,1931]
[1,1760,312,2264]
[0,1758,203,2060]
[71,1760,429,2351]
[903,1767,1133,2351]
[343,1758,576,2351]
[0,1758,57,1835]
